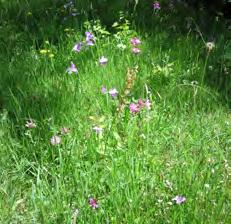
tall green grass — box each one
[0,0,230,223]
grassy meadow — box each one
[0,0,230,223]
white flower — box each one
[206,42,215,52]
[117,43,127,50]
[99,56,108,65]
[50,135,61,145]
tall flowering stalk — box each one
[117,66,139,112]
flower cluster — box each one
[153,2,161,10]
[130,37,141,54]
[117,66,139,112]
[68,31,96,74]
[72,31,95,53]
[129,99,151,114]
[39,49,54,58]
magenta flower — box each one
[66,62,78,74]
[99,56,108,65]
[50,135,61,146]
[89,198,99,209]
[109,88,118,99]
[130,37,141,46]
[132,47,141,54]
[92,126,103,134]
[101,86,107,94]
[172,195,186,204]
[73,42,82,52]
[153,2,161,10]
[25,119,36,129]
[129,103,140,114]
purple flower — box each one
[129,103,140,114]
[73,42,82,52]
[88,198,99,209]
[130,37,141,46]
[86,40,94,46]
[50,135,61,146]
[92,126,103,134]
[172,195,186,204]
[85,31,94,41]
[132,47,141,54]
[153,2,161,10]
[66,62,78,74]
[109,88,118,99]
[99,56,108,65]
[101,86,107,94]
[85,31,95,46]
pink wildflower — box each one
[153,2,161,10]
[130,37,141,46]
[129,103,140,114]
[132,47,141,54]
[89,198,99,209]
[138,99,145,108]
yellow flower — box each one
[40,49,48,54]
[48,53,54,58]
[27,12,32,16]
[39,49,50,54]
